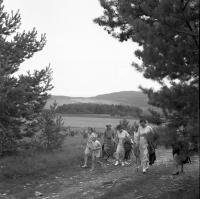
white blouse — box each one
[117,130,130,145]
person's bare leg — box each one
[172,154,180,175]
[82,154,88,167]
[142,161,148,173]
[90,154,95,171]
[136,157,140,171]
[173,164,179,175]
[97,157,104,167]
[114,152,120,166]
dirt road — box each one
[0,148,199,199]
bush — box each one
[37,102,67,151]
[141,108,163,125]
[155,124,199,151]
[0,134,86,180]
[155,126,177,148]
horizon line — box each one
[50,90,143,98]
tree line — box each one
[56,103,143,117]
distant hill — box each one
[91,91,149,108]
[45,91,150,109]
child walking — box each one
[82,130,103,171]
[91,136,103,171]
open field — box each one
[0,134,87,181]
[61,114,137,129]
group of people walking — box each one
[82,119,157,173]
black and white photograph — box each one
[0,0,199,198]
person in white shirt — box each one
[82,129,103,171]
[138,119,154,173]
[82,128,97,168]
[114,125,133,167]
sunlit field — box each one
[61,114,138,129]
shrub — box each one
[0,134,86,180]
[155,126,177,148]
[37,102,67,151]
[141,108,163,125]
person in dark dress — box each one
[102,124,115,160]
[172,125,191,175]
[123,137,133,164]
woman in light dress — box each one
[137,119,154,173]
[114,125,133,166]
[82,128,97,168]
[132,123,140,171]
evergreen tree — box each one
[94,0,199,125]
[0,0,53,154]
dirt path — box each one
[0,148,199,199]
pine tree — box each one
[0,0,53,154]
[94,0,199,126]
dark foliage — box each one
[0,0,53,155]
[94,0,199,127]
[56,103,143,117]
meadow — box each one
[0,115,198,199]
[1,114,196,181]
[61,114,138,130]
[0,114,137,180]
[0,134,87,180]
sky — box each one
[4,0,160,97]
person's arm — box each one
[103,131,106,142]
[114,131,119,144]
[125,131,134,144]
[93,141,101,151]
[147,126,158,148]
[111,130,115,140]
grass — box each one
[0,125,173,181]
[0,122,197,181]
[0,134,87,180]
[61,115,137,128]
[0,114,123,181]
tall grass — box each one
[0,134,87,180]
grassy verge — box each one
[0,134,87,180]
[1,125,198,181]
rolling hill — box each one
[45,91,150,109]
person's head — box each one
[179,125,185,132]
[116,124,122,133]
[139,119,147,128]
[88,127,95,133]
[91,132,97,141]
[133,121,139,131]
[106,124,112,130]
[176,125,185,138]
